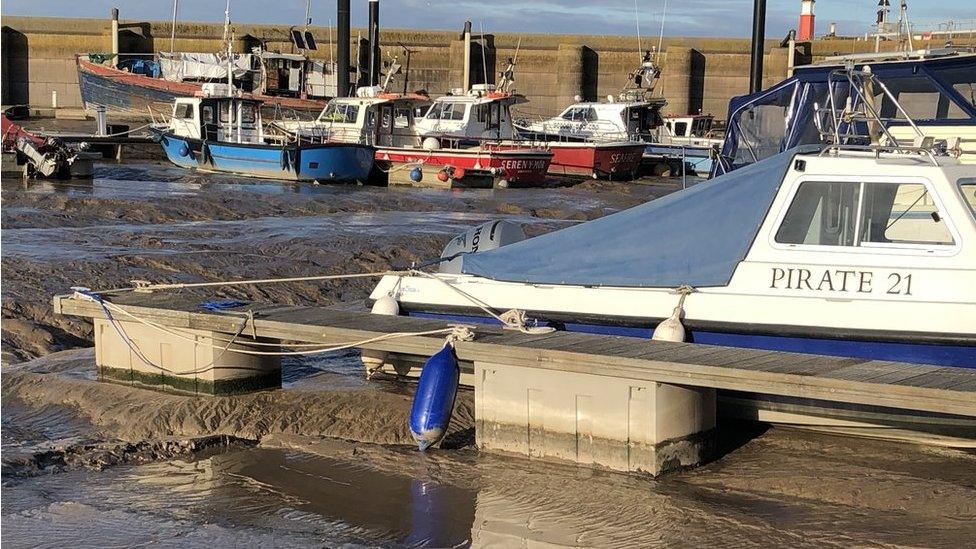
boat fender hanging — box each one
[436,169,450,182]
[409,342,461,452]
[409,166,423,182]
[178,144,190,157]
[453,167,466,180]
[363,293,400,378]
[652,285,695,342]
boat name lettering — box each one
[609,152,641,163]
[500,159,548,170]
[471,225,483,252]
[769,267,914,295]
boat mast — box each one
[169,0,179,53]
[221,0,232,50]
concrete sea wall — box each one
[3,14,972,119]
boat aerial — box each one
[714,48,976,176]
[366,66,976,443]
[149,83,373,182]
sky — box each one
[3,1,975,38]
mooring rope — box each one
[73,288,477,380]
[125,270,410,293]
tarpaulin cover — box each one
[461,148,802,288]
[159,52,251,82]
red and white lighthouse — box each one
[798,0,816,41]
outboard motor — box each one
[439,220,526,274]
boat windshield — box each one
[561,106,597,122]
[960,179,976,219]
[426,102,466,121]
[319,103,360,124]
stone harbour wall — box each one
[3,14,972,119]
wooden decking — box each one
[54,291,976,417]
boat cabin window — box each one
[476,103,502,129]
[219,102,232,123]
[320,103,360,124]
[427,102,466,121]
[776,180,954,248]
[859,183,953,246]
[201,105,215,124]
[776,181,860,246]
[394,107,411,129]
[174,103,194,119]
[672,121,689,137]
[959,179,976,219]
[561,106,597,122]
[240,102,257,124]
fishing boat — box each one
[365,67,976,444]
[417,85,644,180]
[77,53,331,121]
[276,80,554,187]
[77,1,334,120]
[714,48,976,176]
[149,83,373,182]
[515,53,719,178]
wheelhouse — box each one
[168,87,264,145]
[305,92,431,147]
[414,85,523,141]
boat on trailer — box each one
[149,83,374,183]
[365,67,976,445]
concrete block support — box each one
[661,46,693,116]
[556,44,585,103]
[93,318,281,395]
[475,361,716,476]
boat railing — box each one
[813,64,960,164]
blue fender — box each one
[409,343,460,451]
[178,144,190,157]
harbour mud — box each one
[3,161,976,546]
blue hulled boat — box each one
[150,84,374,183]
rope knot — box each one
[445,324,476,345]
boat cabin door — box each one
[376,103,395,147]
[627,106,655,139]
[200,100,218,141]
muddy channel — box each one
[2,160,975,547]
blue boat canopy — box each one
[713,52,976,176]
[460,149,799,288]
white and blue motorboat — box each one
[150,83,374,183]
[366,67,976,444]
